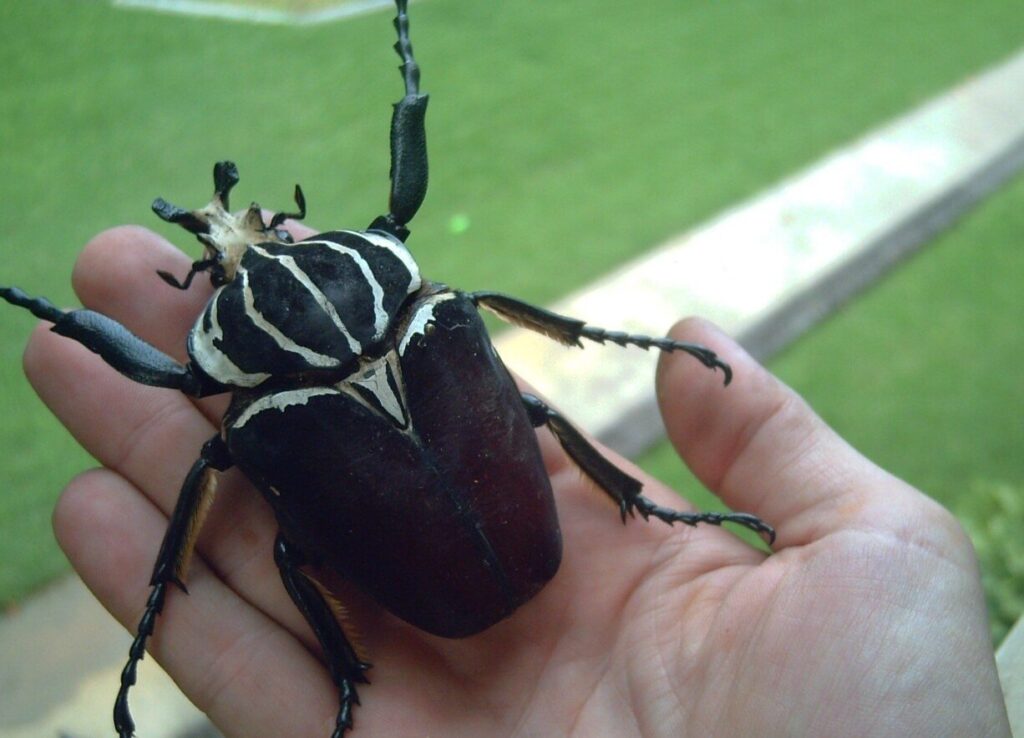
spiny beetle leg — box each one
[370,0,429,240]
[521,393,643,515]
[275,536,371,737]
[115,436,232,738]
[393,0,421,97]
[521,393,774,543]
[470,291,732,385]
[629,497,776,544]
[0,286,227,398]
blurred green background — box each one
[1,0,1022,640]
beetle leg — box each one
[368,0,429,241]
[114,435,232,738]
[470,291,733,385]
[1,286,227,397]
[521,393,775,544]
[274,535,371,738]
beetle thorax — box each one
[188,230,423,388]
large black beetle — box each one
[1,2,774,735]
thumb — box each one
[656,318,964,554]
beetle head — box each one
[153,161,306,290]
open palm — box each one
[23,226,1009,737]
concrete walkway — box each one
[114,0,394,26]
[495,49,1024,457]
[3,47,1024,738]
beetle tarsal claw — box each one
[639,498,777,544]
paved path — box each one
[114,0,394,26]
[3,46,1023,738]
[495,48,1024,457]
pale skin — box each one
[22,224,1010,737]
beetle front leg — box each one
[115,435,232,738]
[1,286,227,397]
[521,393,775,543]
[368,0,429,240]
[274,535,371,738]
[470,291,732,384]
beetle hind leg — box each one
[274,535,371,737]
[521,393,775,544]
[115,435,232,738]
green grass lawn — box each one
[2,0,1024,605]
[639,171,1024,643]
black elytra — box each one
[0,1,775,736]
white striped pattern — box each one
[300,239,391,338]
[233,387,341,429]
[250,244,362,354]
[357,230,423,294]
[239,268,341,369]
[398,293,456,355]
[190,292,270,387]
[350,353,408,427]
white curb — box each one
[494,49,1024,457]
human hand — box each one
[24,226,1010,737]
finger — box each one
[29,223,322,638]
[71,221,318,360]
[69,225,230,426]
[52,468,343,738]
[510,376,766,583]
[655,318,959,548]
[70,222,315,424]
[24,323,329,643]
[71,226,212,364]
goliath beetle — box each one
[1,2,774,735]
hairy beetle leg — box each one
[275,536,371,737]
[521,394,774,544]
[470,291,732,385]
[115,436,233,738]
